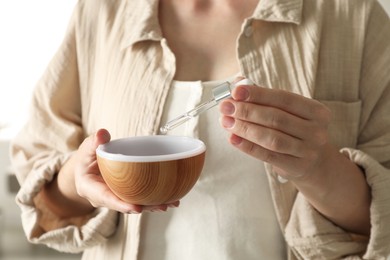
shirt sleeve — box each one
[10,2,119,253]
[284,1,390,259]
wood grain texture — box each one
[97,152,205,205]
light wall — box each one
[0,0,78,139]
[379,0,390,13]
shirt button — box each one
[244,25,254,37]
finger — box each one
[143,204,168,212]
[228,134,313,178]
[142,200,180,212]
[231,85,331,123]
[221,116,307,157]
[78,128,111,158]
[168,200,180,208]
[220,100,307,138]
[93,128,111,148]
[81,174,142,214]
[220,100,327,145]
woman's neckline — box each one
[172,73,240,86]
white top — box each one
[136,79,285,259]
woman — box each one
[11,0,390,259]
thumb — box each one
[79,129,111,157]
[92,128,111,149]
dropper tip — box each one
[159,126,168,135]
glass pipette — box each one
[159,79,252,135]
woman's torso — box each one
[138,78,286,260]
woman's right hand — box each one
[74,128,180,214]
[43,129,179,218]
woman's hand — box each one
[219,82,332,181]
[74,129,179,214]
[219,82,371,235]
[43,129,179,218]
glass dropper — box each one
[159,79,252,135]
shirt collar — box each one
[252,0,303,24]
[121,0,303,49]
[121,0,162,49]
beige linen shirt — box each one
[10,0,390,259]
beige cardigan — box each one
[10,0,390,259]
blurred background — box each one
[0,1,389,259]
[0,2,80,260]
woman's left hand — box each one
[219,82,332,181]
[219,81,371,236]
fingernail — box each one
[234,87,249,101]
[221,117,235,129]
[230,134,243,145]
[220,101,235,115]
